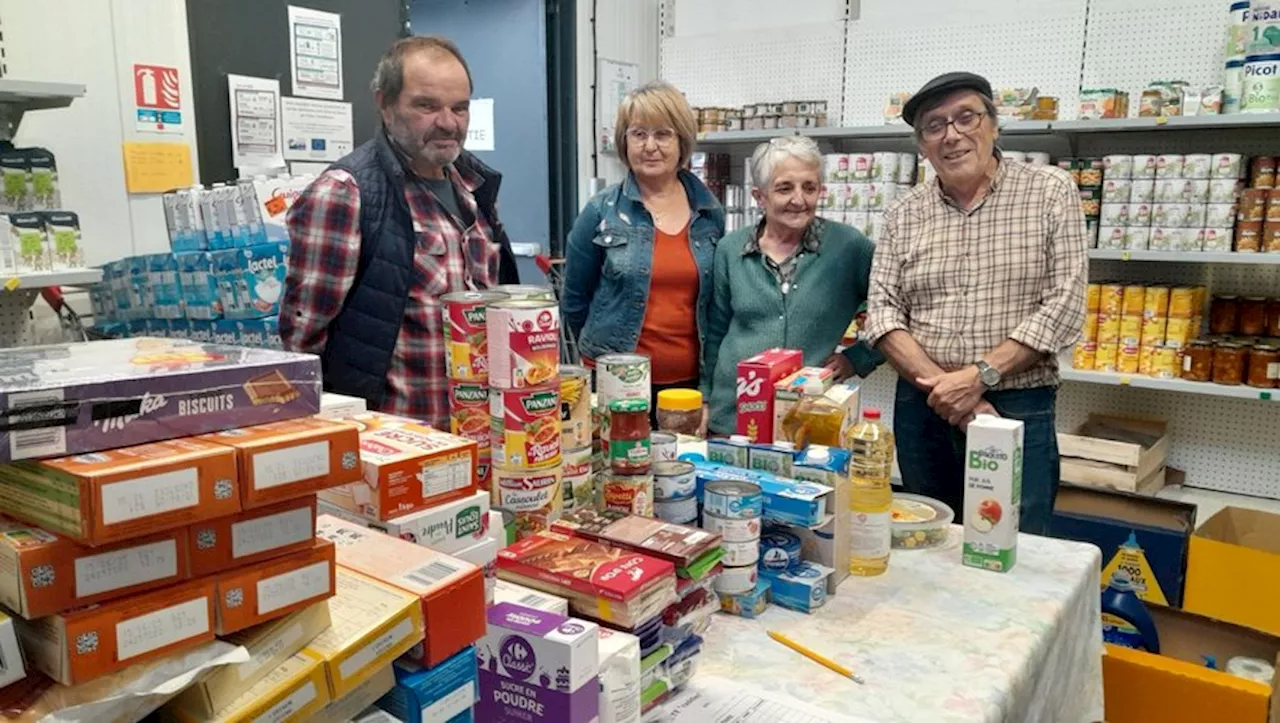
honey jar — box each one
[1182,340,1214,382]
[1247,344,1279,388]
[1212,342,1247,386]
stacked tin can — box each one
[817,152,916,241]
[442,290,508,492]
[559,365,593,514]
[702,479,764,596]
[595,353,653,516]
[653,460,698,524]
[484,288,564,539]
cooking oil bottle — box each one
[781,379,845,447]
[845,407,894,576]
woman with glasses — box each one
[701,135,883,435]
[561,81,724,420]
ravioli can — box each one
[1100,284,1124,315]
[602,473,654,516]
[490,384,562,469]
[487,299,560,389]
[442,290,507,382]
[492,466,563,539]
[1071,341,1097,370]
[1095,343,1118,372]
[561,445,594,513]
[703,480,764,519]
[1168,287,1197,318]
[559,365,592,450]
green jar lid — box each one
[609,398,649,413]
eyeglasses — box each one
[920,110,987,141]
[627,127,678,147]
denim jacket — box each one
[561,170,725,361]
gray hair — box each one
[749,135,823,189]
[912,93,1000,143]
[371,36,473,107]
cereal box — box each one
[214,538,336,635]
[16,576,216,685]
[316,491,490,556]
[170,651,330,723]
[736,348,803,442]
[188,495,317,577]
[319,423,478,521]
[0,516,189,619]
[0,437,240,546]
[379,646,478,723]
[315,515,485,668]
[310,664,395,723]
[0,338,320,462]
[199,417,361,508]
[303,568,425,699]
[476,603,599,723]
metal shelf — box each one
[1060,367,1279,402]
[1053,112,1280,134]
[2,268,102,290]
[697,120,1052,144]
[1089,249,1280,265]
[0,79,85,141]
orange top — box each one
[635,226,700,383]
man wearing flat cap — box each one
[863,72,1087,535]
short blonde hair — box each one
[613,81,697,169]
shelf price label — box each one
[1118,376,1132,385]
[1261,391,1273,401]
[1156,117,1168,126]
[4,277,19,291]
[1121,252,1131,261]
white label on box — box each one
[233,506,315,559]
[238,622,303,682]
[257,560,331,614]
[100,468,200,525]
[7,389,67,460]
[397,557,462,591]
[74,539,178,598]
[338,616,413,680]
[424,681,475,723]
[254,679,316,723]
[420,458,470,498]
[116,596,210,661]
[253,441,331,490]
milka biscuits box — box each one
[311,664,395,723]
[0,437,240,546]
[17,576,216,685]
[303,568,424,698]
[172,651,330,723]
[477,603,600,723]
[378,646,478,723]
[318,490,490,555]
[0,517,189,618]
[171,599,331,718]
[0,337,320,462]
[198,417,361,508]
[319,423,478,521]
[214,538,336,635]
[188,495,317,577]
[316,514,485,667]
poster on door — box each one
[134,64,183,134]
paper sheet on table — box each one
[650,675,878,723]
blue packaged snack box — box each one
[222,242,288,320]
[187,319,214,343]
[762,561,833,613]
[690,460,833,528]
[377,645,478,723]
[177,251,222,320]
[211,319,239,346]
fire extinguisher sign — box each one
[134,63,183,134]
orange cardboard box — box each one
[0,516,190,619]
[315,514,484,666]
[199,417,361,509]
[188,496,317,578]
[15,576,216,685]
[214,538,336,635]
[318,423,477,521]
[0,437,240,546]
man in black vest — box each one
[280,36,519,427]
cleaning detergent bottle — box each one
[1101,570,1160,653]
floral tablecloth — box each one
[694,527,1104,723]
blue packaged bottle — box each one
[1101,570,1160,653]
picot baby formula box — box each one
[213,537,336,635]
[378,645,478,723]
[188,495,317,577]
[476,602,600,723]
[735,348,803,443]
[963,415,1024,573]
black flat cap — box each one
[902,72,994,127]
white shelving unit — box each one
[1060,368,1279,402]
[1089,250,1280,265]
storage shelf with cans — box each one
[1059,366,1279,402]
[1089,249,1280,264]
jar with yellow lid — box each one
[656,388,703,437]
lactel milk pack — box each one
[477,603,600,723]
[962,415,1023,573]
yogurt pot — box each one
[1184,204,1208,228]
[1153,203,1191,226]
[1132,155,1158,180]
[822,154,849,183]
[846,183,869,211]
[1129,179,1156,204]
[1208,179,1241,204]
[1103,155,1134,179]
[1211,152,1245,179]
[1154,179,1191,203]
[1148,226,1181,251]
[1180,228,1206,252]
[1202,227,1234,251]
[896,153,917,184]
[1099,203,1130,226]
[1183,154,1213,179]
[1124,226,1152,250]
[848,153,874,181]
[872,152,900,183]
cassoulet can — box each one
[1138,345,1156,376]
[1085,283,1102,313]
[1143,286,1170,319]
[1151,344,1179,379]
[602,473,654,516]
[559,365,592,450]
[1081,313,1099,342]
[487,299,560,389]
[490,384,562,469]
[1141,317,1167,346]
[560,445,594,513]
[1119,316,1143,346]
[1118,344,1141,373]
[492,465,563,539]
[441,290,507,382]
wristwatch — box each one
[975,361,1001,388]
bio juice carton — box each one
[962,415,1023,573]
[735,348,802,443]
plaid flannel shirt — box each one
[865,157,1087,389]
[280,162,501,426]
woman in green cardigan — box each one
[701,135,884,435]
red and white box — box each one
[736,348,803,443]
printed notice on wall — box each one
[228,74,284,170]
[288,5,343,100]
[281,97,353,162]
[465,98,495,152]
[598,58,640,153]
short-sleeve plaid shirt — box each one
[864,156,1087,389]
[280,155,502,427]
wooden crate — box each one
[1058,414,1170,494]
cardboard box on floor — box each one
[1184,506,1280,637]
[1050,476,1196,607]
[1103,605,1280,723]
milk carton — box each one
[477,603,600,723]
[962,415,1023,573]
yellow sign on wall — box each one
[121,141,193,193]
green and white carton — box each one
[962,415,1023,573]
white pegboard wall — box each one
[659,22,847,117]
[842,0,1089,125]
[1080,0,1230,112]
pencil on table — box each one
[767,630,865,685]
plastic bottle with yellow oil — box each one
[845,407,893,576]
[780,378,845,448]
